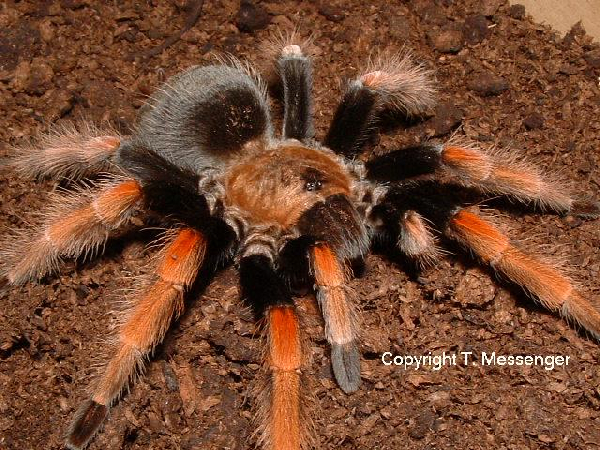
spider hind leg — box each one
[326,52,436,156]
[271,36,314,141]
[11,123,122,180]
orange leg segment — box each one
[440,142,576,212]
[2,179,143,285]
[311,244,360,393]
[66,227,206,450]
[447,209,600,338]
[263,306,303,450]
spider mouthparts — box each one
[66,400,108,450]
[331,341,361,393]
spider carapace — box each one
[1,34,599,450]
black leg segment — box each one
[278,55,314,141]
[325,81,378,157]
[371,181,465,231]
[117,144,210,228]
[365,144,442,182]
[297,194,369,260]
[240,254,294,317]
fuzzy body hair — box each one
[11,122,122,180]
[361,50,437,116]
[130,64,273,174]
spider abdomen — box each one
[133,64,273,173]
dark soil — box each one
[2,1,600,449]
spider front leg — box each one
[367,182,444,268]
[396,210,442,267]
[240,254,308,450]
[66,227,206,450]
[295,195,368,393]
[277,238,362,393]
[310,243,360,393]
[12,123,122,180]
[0,177,143,285]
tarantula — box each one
[1,34,600,450]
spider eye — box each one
[305,180,323,191]
[302,167,325,192]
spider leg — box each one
[240,254,308,450]
[365,143,441,181]
[325,52,436,157]
[369,181,453,266]
[0,178,143,285]
[12,123,122,180]
[66,227,206,450]
[365,139,600,217]
[267,31,314,141]
[325,80,377,156]
[310,243,360,393]
[373,183,600,338]
[445,208,600,338]
[396,209,442,267]
[117,144,214,221]
[292,194,367,392]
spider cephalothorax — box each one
[1,32,600,450]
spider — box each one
[1,32,599,450]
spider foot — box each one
[331,341,361,393]
[66,400,108,450]
[570,199,600,218]
[261,28,316,61]
[0,276,8,293]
